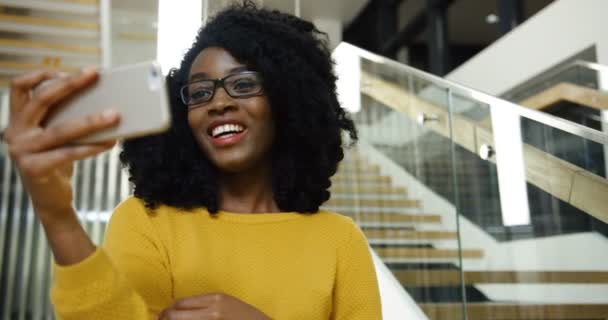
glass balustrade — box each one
[333,42,608,320]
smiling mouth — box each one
[208,123,248,147]
[210,123,245,138]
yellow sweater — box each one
[51,196,382,319]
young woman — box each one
[4,2,381,319]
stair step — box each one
[331,175,391,183]
[329,185,407,195]
[337,164,380,174]
[336,208,429,215]
[353,213,441,223]
[325,198,420,208]
[419,303,608,320]
[358,222,417,229]
[0,60,80,74]
[367,231,457,242]
[0,13,99,30]
[340,158,369,165]
[0,38,99,55]
[375,247,483,259]
[394,270,608,286]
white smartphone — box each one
[43,61,171,143]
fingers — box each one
[24,67,98,126]
[10,70,58,112]
[15,141,116,178]
[8,109,119,154]
[36,110,119,152]
[158,308,217,320]
[172,293,221,309]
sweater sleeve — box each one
[331,220,383,320]
[51,197,173,320]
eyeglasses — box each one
[180,71,264,107]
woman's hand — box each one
[4,69,119,227]
[158,293,272,320]
[4,69,120,265]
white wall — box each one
[446,0,608,95]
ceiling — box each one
[110,0,555,46]
[398,0,555,45]
[262,0,368,23]
[112,0,368,24]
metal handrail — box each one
[539,59,608,81]
[337,42,608,146]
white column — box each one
[312,17,342,51]
[99,0,111,68]
[202,0,209,24]
[294,0,300,17]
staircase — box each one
[326,149,608,320]
[0,0,104,86]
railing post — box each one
[99,0,112,68]
[497,0,523,35]
[426,0,450,76]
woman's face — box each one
[187,47,275,173]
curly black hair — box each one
[120,0,357,213]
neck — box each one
[217,163,279,213]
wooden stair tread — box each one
[375,247,483,259]
[329,185,407,195]
[0,38,99,54]
[340,158,369,165]
[324,198,420,208]
[331,175,391,183]
[366,230,457,240]
[0,60,80,72]
[358,223,416,230]
[520,82,608,111]
[339,209,441,223]
[353,212,441,223]
[337,164,380,174]
[0,13,98,30]
[420,303,608,320]
[394,270,608,285]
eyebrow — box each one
[189,66,250,81]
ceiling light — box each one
[486,13,499,24]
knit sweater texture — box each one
[51,196,382,319]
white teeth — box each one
[212,124,244,138]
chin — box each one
[210,153,258,173]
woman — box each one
[4,2,381,319]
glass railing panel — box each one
[501,62,608,185]
[332,44,466,319]
[452,94,608,319]
[334,42,608,320]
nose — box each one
[206,85,236,115]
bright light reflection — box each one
[157,0,202,74]
[333,42,361,113]
[491,105,531,226]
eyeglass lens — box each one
[184,73,262,105]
